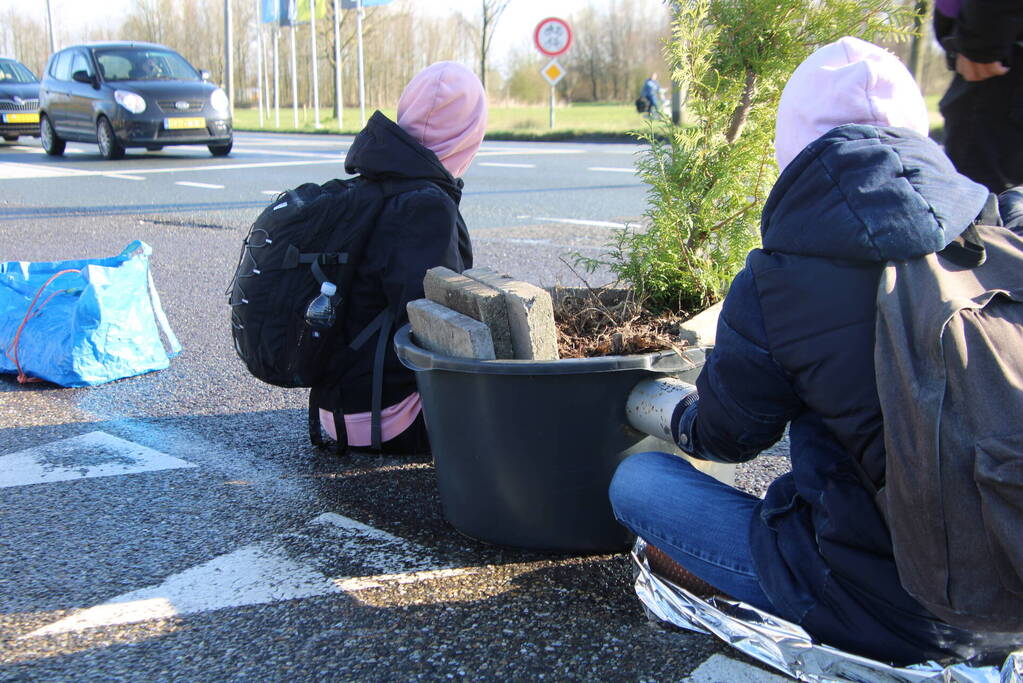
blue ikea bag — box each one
[0,241,181,387]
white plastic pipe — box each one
[625,377,696,442]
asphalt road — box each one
[0,132,789,682]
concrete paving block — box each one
[423,267,515,359]
[406,299,496,360]
[678,301,722,347]
[463,267,560,361]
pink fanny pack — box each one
[318,392,422,447]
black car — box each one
[0,56,41,142]
[39,42,232,159]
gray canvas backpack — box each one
[874,221,1023,632]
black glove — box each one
[670,389,700,448]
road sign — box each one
[541,60,565,86]
[534,17,572,57]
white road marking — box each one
[0,157,341,181]
[29,543,339,635]
[683,654,789,682]
[524,215,628,229]
[589,166,636,173]
[235,137,351,148]
[478,162,537,169]
[0,162,92,179]
[28,512,478,636]
[6,147,85,155]
[102,173,146,181]
[261,190,280,195]
[174,181,225,189]
[475,148,584,157]
[230,147,340,159]
[0,431,196,489]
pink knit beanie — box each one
[774,36,930,172]
[397,62,488,179]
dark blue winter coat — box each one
[676,124,991,664]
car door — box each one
[66,50,100,139]
[41,50,73,137]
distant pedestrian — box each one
[935,0,1023,192]
[641,73,661,118]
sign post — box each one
[338,0,393,129]
[533,17,572,130]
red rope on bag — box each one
[4,268,82,384]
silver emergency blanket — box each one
[631,539,1023,682]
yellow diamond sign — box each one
[541,60,565,86]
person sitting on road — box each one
[609,36,1023,665]
[313,61,487,455]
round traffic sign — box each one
[534,17,572,58]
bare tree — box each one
[907,0,931,80]
[559,0,669,103]
[0,10,49,75]
[478,0,509,90]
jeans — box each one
[609,451,774,611]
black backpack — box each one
[873,221,1023,632]
[228,176,430,451]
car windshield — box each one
[0,59,38,83]
[94,48,199,82]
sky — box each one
[1,0,631,65]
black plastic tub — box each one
[394,324,706,553]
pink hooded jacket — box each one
[774,36,931,173]
[397,61,488,179]
[321,62,487,448]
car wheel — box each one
[208,139,232,157]
[97,117,125,160]
[40,115,65,156]
[145,145,163,152]
[3,135,17,142]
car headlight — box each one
[114,90,146,114]
[210,88,229,114]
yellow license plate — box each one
[164,117,206,130]
[3,112,39,124]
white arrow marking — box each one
[0,431,196,489]
[28,513,477,636]
[683,654,789,682]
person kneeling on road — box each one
[609,37,1023,665]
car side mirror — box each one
[200,69,210,82]
[72,70,99,88]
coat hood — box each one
[344,110,462,202]
[397,61,487,179]
[774,36,930,173]
[761,124,990,262]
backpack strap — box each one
[308,385,349,455]
[938,222,987,268]
[349,307,395,450]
